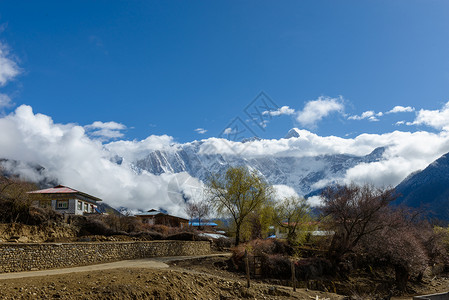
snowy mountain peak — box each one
[284,128,301,139]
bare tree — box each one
[185,200,210,229]
[320,184,396,263]
[0,176,38,223]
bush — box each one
[141,224,181,235]
[27,207,64,225]
[74,216,115,236]
[213,237,232,251]
[295,257,334,281]
[129,231,165,240]
[261,254,292,279]
[231,239,294,278]
[101,215,143,233]
[166,232,210,241]
[233,238,293,258]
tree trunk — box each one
[394,265,409,291]
[235,224,241,246]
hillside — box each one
[395,152,449,221]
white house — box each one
[28,185,102,215]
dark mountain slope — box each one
[395,152,449,221]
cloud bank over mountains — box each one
[1,103,449,216]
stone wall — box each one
[0,240,211,273]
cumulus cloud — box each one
[348,110,383,122]
[84,121,127,140]
[296,96,344,127]
[2,105,449,216]
[387,106,415,114]
[194,128,207,134]
[409,101,449,131]
[0,42,20,87]
[263,106,295,117]
[0,105,193,216]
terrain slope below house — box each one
[395,152,449,222]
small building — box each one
[135,209,188,228]
[28,185,102,215]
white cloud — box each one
[194,128,207,134]
[84,121,127,139]
[306,195,323,207]
[0,42,20,87]
[263,106,295,117]
[272,185,299,201]
[348,110,383,122]
[387,106,415,114]
[0,105,193,217]
[410,101,449,131]
[0,93,13,108]
[2,105,449,216]
[296,96,344,128]
[223,128,234,135]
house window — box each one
[84,203,89,212]
[56,200,69,209]
[77,201,83,211]
[39,200,51,209]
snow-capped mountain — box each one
[129,135,386,196]
[284,128,301,139]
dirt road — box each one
[0,254,344,299]
[0,254,231,280]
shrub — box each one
[234,238,293,256]
[166,232,210,241]
[141,224,181,235]
[231,239,294,277]
[129,231,164,240]
[295,257,334,281]
[27,207,64,225]
[261,254,292,279]
[75,216,115,236]
[213,237,232,251]
[101,215,143,233]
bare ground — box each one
[0,255,344,300]
[0,254,448,299]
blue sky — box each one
[1,0,449,142]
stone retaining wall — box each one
[0,241,211,273]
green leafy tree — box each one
[207,166,273,246]
[274,196,311,245]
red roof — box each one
[29,185,79,194]
[28,185,102,202]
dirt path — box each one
[0,253,230,280]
